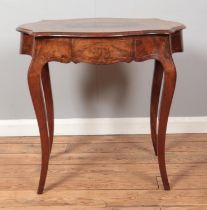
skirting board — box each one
[0,117,207,136]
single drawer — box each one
[72,38,133,64]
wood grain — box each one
[157,175,207,190]
[162,208,207,210]
[1,141,207,154]
[2,164,207,177]
[0,175,157,190]
[0,134,207,144]
[1,151,207,165]
[72,38,133,64]
[0,207,160,210]
[0,143,67,154]
[0,190,207,207]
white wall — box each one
[0,0,207,120]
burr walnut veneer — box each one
[17,18,185,194]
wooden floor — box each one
[0,134,207,209]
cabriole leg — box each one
[41,63,54,153]
[157,56,177,190]
[28,58,50,194]
[150,60,163,156]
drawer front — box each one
[134,36,170,61]
[72,38,133,64]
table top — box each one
[17,18,185,38]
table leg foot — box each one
[150,60,163,156]
[28,58,50,194]
[158,57,177,191]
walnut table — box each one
[17,18,185,194]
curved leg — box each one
[157,57,177,190]
[28,58,50,194]
[41,63,54,153]
[150,60,163,156]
